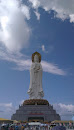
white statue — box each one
[28,52,44,99]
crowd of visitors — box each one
[0,122,74,130]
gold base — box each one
[23,99,49,105]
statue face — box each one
[34,55,39,62]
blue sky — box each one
[0,0,74,120]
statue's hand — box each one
[28,88,32,93]
[39,91,44,97]
[34,68,40,72]
[34,65,40,72]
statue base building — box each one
[11,99,60,122]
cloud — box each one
[42,45,45,52]
[19,100,24,106]
[0,0,31,52]
[70,14,74,23]
[34,10,40,20]
[0,102,16,119]
[29,0,74,23]
[0,110,4,112]
[21,5,30,20]
[42,61,66,75]
[41,45,48,53]
[53,103,74,120]
[0,48,66,75]
[0,103,12,107]
[29,0,40,9]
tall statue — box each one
[28,52,44,99]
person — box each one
[15,125,19,130]
[1,126,5,130]
[28,52,44,99]
[9,126,14,130]
[21,125,24,130]
[52,125,66,130]
[0,124,1,130]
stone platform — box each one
[11,99,60,122]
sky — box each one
[0,0,74,120]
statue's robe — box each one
[28,62,44,99]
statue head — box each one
[32,52,41,63]
[34,54,39,63]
